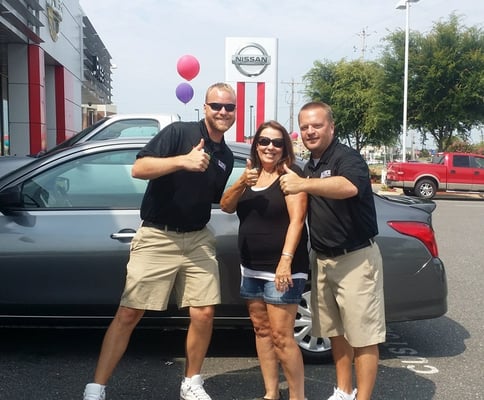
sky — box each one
[79,0,484,142]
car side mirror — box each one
[0,185,22,209]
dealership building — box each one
[0,0,114,156]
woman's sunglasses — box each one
[257,137,284,148]
[206,103,236,112]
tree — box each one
[381,14,484,151]
[303,59,400,152]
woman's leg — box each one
[267,303,305,400]
[247,299,281,399]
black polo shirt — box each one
[137,120,234,230]
[303,138,378,251]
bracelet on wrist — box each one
[281,252,294,259]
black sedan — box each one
[0,139,447,363]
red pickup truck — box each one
[385,152,484,198]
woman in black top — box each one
[221,120,309,400]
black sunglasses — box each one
[257,136,285,148]
[206,103,236,112]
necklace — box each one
[261,169,276,177]
[254,169,278,188]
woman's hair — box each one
[250,120,295,175]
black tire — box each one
[415,179,437,199]
[294,291,332,364]
[403,189,415,196]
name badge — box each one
[217,159,226,171]
[321,169,332,178]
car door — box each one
[449,154,474,190]
[0,147,145,317]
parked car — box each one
[43,113,180,155]
[386,152,484,198]
[0,139,447,363]
[0,113,180,176]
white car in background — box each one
[0,113,180,176]
[45,113,181,154]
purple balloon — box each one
[175,82,194,104]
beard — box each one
[206,115,235,135]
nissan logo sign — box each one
[231,43,271,77]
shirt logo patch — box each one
[217,159,226,171]
[321,169,332,178]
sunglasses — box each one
[257,136,284,148]
[206,103,236,112]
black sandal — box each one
[255,390,283,400]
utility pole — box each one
[280,79,304,133]
[355,27,375,60]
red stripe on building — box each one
[28,45,46,154]
[236,82,246,142]
[256,82,265,128]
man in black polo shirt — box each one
[280,101,385,400]
[83,83,236,400]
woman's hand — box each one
[244,159,259,187]
[275,258,293,292]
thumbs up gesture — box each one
[280,164,302,194]
[186,138,210,172]
[244,159,259,187]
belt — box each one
[318,238,375,258]
[141,220,204,233]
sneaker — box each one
[327,387,357,400]
[83,383,106,400]
[180,375,212,400]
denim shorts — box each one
[240,276,306,305]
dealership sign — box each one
[231,43,271,77]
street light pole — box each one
[396,0,419,162]
[195,108,200,120]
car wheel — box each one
[415,179,437,199]
[294,291,332,363]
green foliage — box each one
[304,59,400,151]
[447,139,484,155]
[303,14,484,153]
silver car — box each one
[0,139,447,363]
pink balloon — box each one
[175,82,194,104]
[291,132,299,139]
[177,55,200,81]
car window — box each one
[453,155,470,168]
[92,119,160,140]
[224,157,248,190]
[472,156,484,168]
[21,149,147,209]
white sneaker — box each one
[180,374,212,400]
[327,387,357,400]
[83,383,106,400]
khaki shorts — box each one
[310,243,386,347]
[120,226,220,311]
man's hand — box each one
[280,164,304,194]
[185,138,211,172]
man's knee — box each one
[115,306,145,326]
[189,306,215,324]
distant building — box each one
[0,0,114,156]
